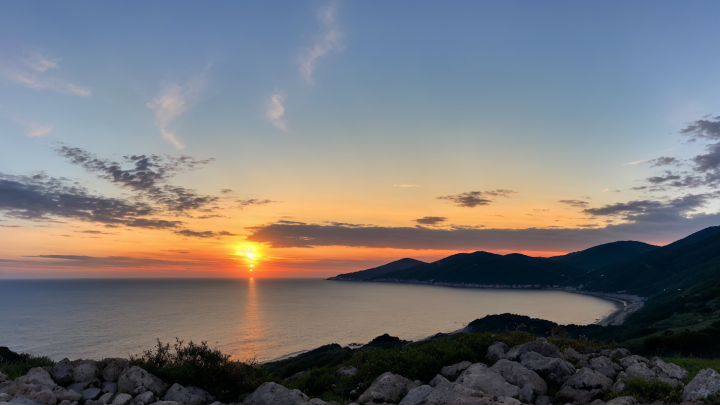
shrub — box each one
[130,339,275,402]
[610,377,683,403]
[0,347,54,381]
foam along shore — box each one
[328,277,646,326]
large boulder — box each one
[440,362,472,382]
[71,361,100,384]
[185,387,213,404]
[50,388,82,403]
[650,357,688,381]
[337,367,358,377]
[12,368,57,389]
[50,360,74,386]
[402,381,486,405]
[683,368,720,401]
[555,386,592,405]
[117,367,167,397]
[563,348,586,364]
[623,363,656,381]
[244,382,309,405]
[357,372,417,404]
[503,340,565,362]
[162,384,204,405]
[80,388,102,401]
[486,342,509,362]
[429,375,449,388]
[608,349,631,360]
[619,355,648,369]
[519,352,576,385]
[456,363,521,399]
[606,397,637,405]
[101,360,129,383]
[490,360,547,402]
[562,367,613,392]
[397,385,434,405]
[111,393,133,405]
[4,384,57,405]
[0,373,8,383]
[589,356,622,380]
[133,391,155,405]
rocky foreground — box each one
[2,339,720,405]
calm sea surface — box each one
[0,278,618,362]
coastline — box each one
[327,277,645,326]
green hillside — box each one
[549,240,658,272]
[333,258,426,279]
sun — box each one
[234,243,264,272]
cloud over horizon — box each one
[437,189,517,208]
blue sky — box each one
[2,1,720,276]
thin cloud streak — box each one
[266,89,288,130]
[299,1,342,84]
[17,120,52,137]
[147,77,205,149]
[2,51,91,96]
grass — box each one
[664,357,720,382]
[0,356,55,380]
[606,377,683,403]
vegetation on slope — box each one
[0,346,54,380]
[548,241,658,272]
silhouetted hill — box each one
[549,241,658,272]
[334,258,426,280]
[375,251,584,285]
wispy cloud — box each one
[438,189,517,208]
[17,120,52,137]
[2,51,91,96]
[623,159,651,166]
[266,89,288,130]
[394,184,419,188]
[299,1,342,84]
[147,77,205,149]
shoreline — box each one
[327,277,645,326]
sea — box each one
[0,278,618,363]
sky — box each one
[2,1,720,278]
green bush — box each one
[610,377,683,403]
[0,356,55,381]
[130,339,275,403]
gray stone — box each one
[6,384,57,405]
[0,395,10,403]
[357,372,416,404]
[684,368,720,401]
[13,368,57,389]
[605,397,636,405]
[243,382,308,405]
[456,363,521,399]
[619,356,648,369]
[301,399,329,405]
[102,383,118,395]
[152,402,181,405]
[624,363,656,381]
[81,388,103,401]
[563,348,586,364]
[337,367,358,377]
[534,396,551,405]
[102,360,129,384]
[429,375,449,388]
[417,381,486,405]
[650,357,688,381]
[555,386,591,405]
[118,367,167,397]
[491,360,547,402]
[440,362,472,382]
[162,384,204,405]
[519,352,576,385]
[111,393,133,405]
[50,360,74,386]
[66,383,90,394]
[71,361,100,384]
[397,385,434,405]
[608,349,631,360]
[562,367,613,392]
[611,379,625,394]
[284,371,308,383]
[185,387,213,404]
[588,400,604,405]
[589,357,622,380]
[50,387,82,403]
[133,392,155,405]
[504,340,565,362]
[98,393,115,405]
[486,342,510,362]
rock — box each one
[14,368,57,389]
[102,360,129,384]
[624,363,657,381]
[244,382,308,405]
[118,367,167,397]
[111,393,133,405]
[490,360,547,402]
[50,387,82,403]
[66,383,91,394]
[683,368,720,401]
[5,384,57,405]
[589,357,622,380]
[152,402,181,405]
[185,387,214,404]
[429,375,449,388]
[337,367,358,377]
[57,401,78,405]
[0,395,10,403]
[50,360,74,386]
[397,385,434,405]
[284,371,308,383]
[563,348,586,364]
[605,397,637,405]
[98,393,115,404]
[504,341,565,362]
[162,384,204,405]
[650,357,688,381]
[620,356,648,369]
[440,362,472,382]
[520,352,576,385]
[456,363,521,399]
[81,388,103,401]
[608,349,631,360]
[611,379,625,393]
[588,399,604,405]
[133,392,155,405]
[555,386,592,405]
[357,372,417,404]
[534,396,551,405]
[102,383,118,395]
[562,368,613,392]
[486,342,510,362]
[416,381,485,405]
[71,361,100,384]
[0,373,7,383]
[301,399,329,405]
